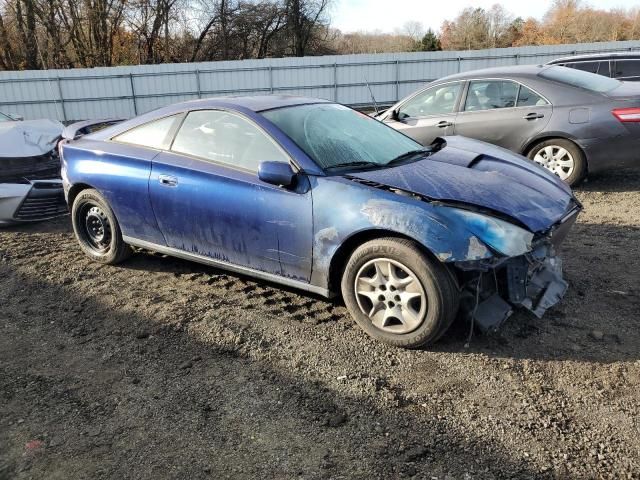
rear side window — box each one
[171,110,288,172]
[112,115,179,149]
[567,61,600,74]
[539,66,620,93]
[614,60,640,79]
[464,80,518,111]
[517,86,549,107]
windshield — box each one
[261,103,422,170]
[539,65,620,93]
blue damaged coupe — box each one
[60,96,581,348]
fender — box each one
[520,130,582,155]
[309,176,499,290]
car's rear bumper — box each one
[577,136,640,173]
[0,180,67,225]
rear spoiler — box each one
[61,118,125,141]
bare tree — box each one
[285,0,330,56]
[399,20,424,42]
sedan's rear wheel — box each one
[71,189,132,264]
[528,139,586,187]
[341,238,459,348]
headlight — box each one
[446,208,534,257]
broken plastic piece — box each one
[473,293,513,332]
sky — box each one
[331,0,640,33]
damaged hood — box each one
[347,136,575,233]
[0,119,64,158]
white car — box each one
[0,114,67,226]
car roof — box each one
[547,51,640,64]
[161,95,331,113]
[435,64,552,83]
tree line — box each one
[439,0,640,51]
[0,0,639,71]
[0,0,333,70]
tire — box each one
[341,237,459,349]
[527,138,586,187]
[71,188,132,264]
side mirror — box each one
[9,113,23,121]
[396,109,411,121]
[258,161,296,187]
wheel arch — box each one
[67,182,95,207]
[327,228,454,297]
[522,134,587,167]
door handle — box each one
[523,112,544,120]
[436,120,454,128]
[158,174,178,187]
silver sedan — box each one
[378,65,640,186]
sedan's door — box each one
[149,109,313,280]
[453,80,552,152]
[382,82,463,145]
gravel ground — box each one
[1,169,639,480]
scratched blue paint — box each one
[61,96,578,296]
[350,135,573,233]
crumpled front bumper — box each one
[457,206,579,331]
[0,180,67,226]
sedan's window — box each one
[567,61,600,74]
[517,86,549,107]
[0,111,13,122]
[399,83,461,118]
[262,103,421,170]
[113,115,179,149]
[539,66,620,92]
[614,60,640,79]
[171,110,288,171]
[464,80,518,111]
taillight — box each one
[57,139,66,159]
[612,107,640,122]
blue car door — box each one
[148,109,313,280]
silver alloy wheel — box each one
[354,258,427,334]
[533,145,575,180]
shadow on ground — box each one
[1,261,543,479]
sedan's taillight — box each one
[612,107,640,122]
[57,139,66,160]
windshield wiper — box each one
[325,160,380,171]
[386,148,431,166]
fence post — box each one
[395,60,400,102]
[56,77,67,122]
[195,69,202,98]
[515,54,520,65]
[333,62,338,102]
[268,66,274,94]
[129,73,137,115]
[457,57,462,73]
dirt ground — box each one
[1,169,639,480]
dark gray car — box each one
[378,65,640,186]
[547,52,640,82]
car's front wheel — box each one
[527,138,586,187]
[71,188,132,264]
[341,238,459,348]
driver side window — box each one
[399,83,461,118]
[170,110,288,172]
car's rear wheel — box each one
[341,238,459,348]
[71,189,132,264]
[527,139,586,187]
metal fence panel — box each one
[1,40,639,121]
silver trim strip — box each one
[122,235,331,298]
